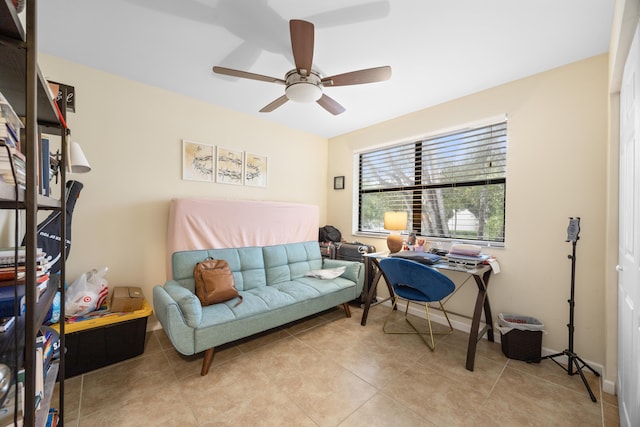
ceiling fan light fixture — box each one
[285,82,322,103]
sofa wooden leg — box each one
[342,302,352,318]
[201,347,215,376]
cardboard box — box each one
[110,286,144,312]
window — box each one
[357,120,507,244]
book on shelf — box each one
[40,137,50,196]
[45,408,58,427]
[0,264,50,281]
[0,92,24,146]
[0,316,14,332]
[0,285,26,317]
[0,118,20,150]
[0,247,45,257]
[0,274,49,303]
[0,247,46,264]
[0,146,26,188]
[34,348,44,411]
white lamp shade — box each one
[384,211,408,231]
[285,82,322,103]
[69,142,91,173]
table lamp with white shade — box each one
[384,211,407,253]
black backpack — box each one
[23,180,83,274]
[318,225,342,243]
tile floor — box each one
[54,304,620,426]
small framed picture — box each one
[182,140,214,182]
[334,175,345,190]
[216,147,244,185]
[244,152,268,187]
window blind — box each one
[358,120,507,243]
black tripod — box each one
[539,217,600,402]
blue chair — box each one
[379,257,456,351]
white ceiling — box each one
[36,0,614,138]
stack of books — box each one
[0,91,22,151]
[0,247,51,317]
[0,91,25,189]
[447,244,490,267]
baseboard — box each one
[602,379,616,395]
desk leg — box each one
[360,269,382,326]
[465,272,494,371]
[360,258,394,326]
[482,270,494,342]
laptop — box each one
[390,250,442,265]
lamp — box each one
[384,211,407,253]
[68,142,91,173]
[284,70,322,103]
[50,141,91,183]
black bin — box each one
[498,313,544,362]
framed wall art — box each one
[216,146,244,185]
[334,175,345,190]
[182,139,214,182]
[244,152,268,187]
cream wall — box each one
[34,55,329,328]
[328,55,609,370]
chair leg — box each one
[383,297,453,351]
[201,347,215,376]
[342,302,352,318]
[383,296,401,333]
[439,301,454,331]
[417,302,454,351]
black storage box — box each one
[498,313,544,362]
[500,329,543,362]
[54,300,152,378]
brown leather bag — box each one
[194,257,243,307]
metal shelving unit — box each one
[0,0,66,425]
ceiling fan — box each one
[212,19,391,115]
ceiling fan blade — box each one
[290,19,314,75]
[212,66,285,84]
[260,95,289,113]
[317,94,346,115]
[321,66,392,87]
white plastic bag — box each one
[65,267,109,317]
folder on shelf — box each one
[0,284,25,317]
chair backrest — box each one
[378,257,455,302]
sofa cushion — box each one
[263,242,323,285]
[173,247,267,292]
[206,247,266,291]
[199,285,298,328]
[198,274,356,328]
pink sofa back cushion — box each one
[167,198,319,278]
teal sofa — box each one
[153,241,364,375]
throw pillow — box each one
[304,266,346,280]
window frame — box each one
[354,117,507,247]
